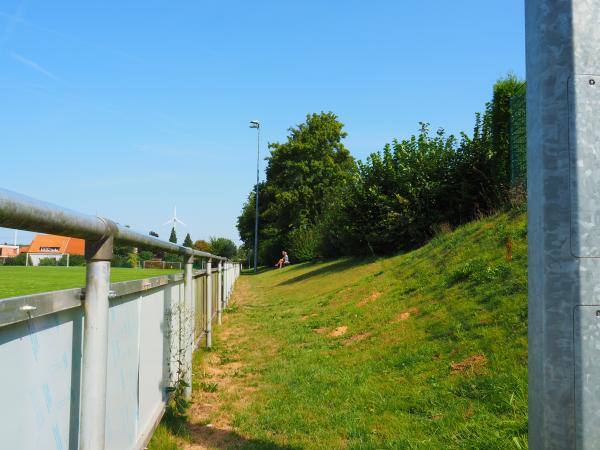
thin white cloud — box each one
[0,8,143,64]
[11,52,58,80]
[0,0,28,49]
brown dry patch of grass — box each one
[450,354,487,373]
[184,277,265,449]
[183,423,243,450]
[344,332,371,345]
[357,291,381,307]
[394,307,419,322]
[329,325,348,337]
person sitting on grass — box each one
[275,251,289,269]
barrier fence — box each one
[0,188,241,449]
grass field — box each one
[0,266,182,299]
[151,209,528,449]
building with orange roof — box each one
[0,245,19,260]
[24,234,85,266]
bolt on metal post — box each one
[217,260,223,325]
[183,254,194,400]
[80,233,114,450]
[206,259,212,349]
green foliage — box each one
[183,233,193,248]
[169,227,177,244]
[3,252,30,266]
[57,254,86,266]
[287,225,319,262]
[138,250,154,262]
[38,257,58,266]
[209,237,237,259]
[491,73,525,190]
[127,252,139,268]
[238,76,524,260]
[237,112,356,264]
[236,245,248,263]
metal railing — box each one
[0,188,242,449]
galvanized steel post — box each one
[80,233,114,450]
[527,0,600,448]
[183,254,194,400]
[206,259,212,349]
[224,263,228,307]
[217,260,223,325]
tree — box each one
[265,112,355,231]
[169,227,177,244]
[237,112,356,263]
[490,74,525,193]
[193,239,210,252]
[183,233,193,248]
[208,237,237,259]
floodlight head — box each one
[249,120,260,129]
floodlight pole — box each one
[527,0,600,448]
[250,120,260,273]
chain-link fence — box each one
[509,83,527,187]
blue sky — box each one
[0,0,525,246]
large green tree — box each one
[237,112,356,263]
[265,112,355,231]
[183,233,193,248]
[208,237,237,259]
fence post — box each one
[206,258,212,349]
[80,233,113,450]
[217,260,223,325]
[183,254,194,400]
[226,262,230,305]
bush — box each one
[287,226,319,262]
[111,254,131,268]
[209,237,237,259]
[3,252,29,266]
[57,254,86,266]
[39,257,58,266]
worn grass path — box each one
[166,211,528,450]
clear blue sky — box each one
[0,0,525,246]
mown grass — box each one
[0,266,181,299]
[152,209,528,449]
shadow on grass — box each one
[188,423,301,450]
[277,258,371,286]
[242,267,272,276]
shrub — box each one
[3,252,29,266]
[58,254,86,266]
[287,225,319,262]
[39,257,58,266]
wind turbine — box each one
[163,206,186,238]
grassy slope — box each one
[0,266,181,298]
[184,210,528,450]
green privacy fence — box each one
[509,83,527,187]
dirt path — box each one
[182,278,257,450]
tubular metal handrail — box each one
[0,188,227,261]
[0,186,241,449]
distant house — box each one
[0,245,19,260]
[24,234,85,266]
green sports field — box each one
[0,266,182,299]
